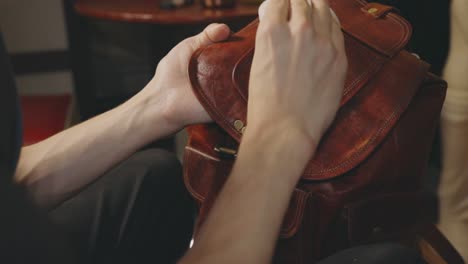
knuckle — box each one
[292,20,313,35]
[315,38,336,60]
[181,36,198,51]
[291,0,308,11]
[258,22,286,38]
[314,35,329,46]
[258,22,277,35]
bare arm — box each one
[15,88,172,209]
[14,24,231,209]
[180,0,347,262]
[438,0,468,260]
[181,129,314,263]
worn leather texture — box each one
[184,0,452,262]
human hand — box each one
[245,0,347,163]
[136,23,231,131]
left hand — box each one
[136,23,231,130]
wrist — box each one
[119,83,179,143]
[242,119,318,158]
[235,123,317,189]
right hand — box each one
[246,0,347,158]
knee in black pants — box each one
[49,149,195,264]
[318,243,427,264]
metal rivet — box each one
[241,127,246,134]
[368,7,378,14]
[233,120,244,131]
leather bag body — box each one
[183,0,448,262]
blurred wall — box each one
[0,0,73,95]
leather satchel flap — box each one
[189,0,427,181]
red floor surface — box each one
[20,95,71,145]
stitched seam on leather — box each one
[305,105,402,176]
[233,37,383,106]
[190,45,244,141]
[195,72,244,141]
[229,18,258,102]
[189,22,259,142]
[386,14,410,55]
[232,46,255,102]
[195,50,393,177]
[306,54,425,178]
[184,143,307,238]
[342,58,380,98]
[183,148,205,202]
[280,189,309,238]
[184,146,225,203]
[205,92,243,140]
[355,0,409,56]
[184,146,223,203]
[191,10,413,178]
[232,39,385,115]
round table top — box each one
[75,0,259,24]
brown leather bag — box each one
[183,0,464,263]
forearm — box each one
[439,0,468,203]
[12,22,233,210]
[180,127,313,264]
[182,0,344,260]
[15,82,176,209]
[441,0,468,146]
[443,0,468,92]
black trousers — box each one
[317,243,426,264]
[47,149,195,264]
[45,148,426,264]
[1,148,426,264]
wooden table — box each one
[75,0,259,24]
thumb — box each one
[188,23,231,50]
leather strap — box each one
[329,0,411,57]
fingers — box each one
[330,11,347,73]
[258,1,266,21]
[289,0,312,28]
[260,0,289,24]
[260,0,338,37]
[310,0,332,39]
[185,23,230,52]
[200,23,231,45]
[288,0,337,41]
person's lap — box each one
[47,148,195,264]
[42,148,425,264]
[318,243,426,264]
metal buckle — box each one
[214,146,238,158]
